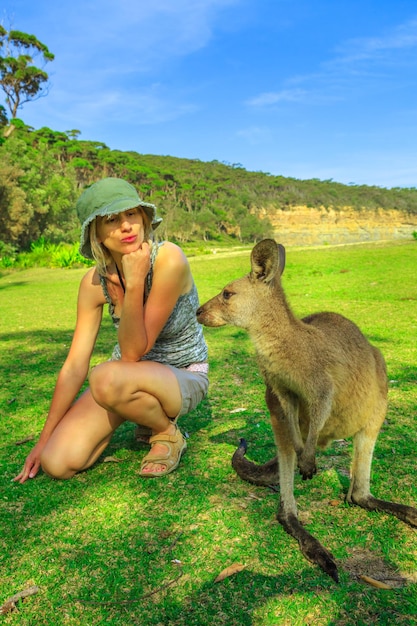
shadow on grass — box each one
[0,279,30,290]
[0,324,114,434]
[28,533,416,626]
[389,363,417,384]
[158,568,416,626]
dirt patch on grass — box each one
[341,547,410,588]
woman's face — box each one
[96,208,145,257]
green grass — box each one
[0,241,416,625]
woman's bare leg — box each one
[89,360,182,420]
[41,360,183,479]
[89,360,183,474]
[40,389,125,479]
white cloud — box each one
[15,0,238,132]
[246,88,307,107]
[246,16,417,109]
[236,125,272,144]
[50,0,241,73]
[332,17,417,65]
[36,81,199,131]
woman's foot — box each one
[140,424,186,477]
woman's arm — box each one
[14,268,105,483]
[117,242,191,361]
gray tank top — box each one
[99,242,208,368]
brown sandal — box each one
[139,427,187,477]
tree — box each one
[0,26,54,118]
[0,104,7,126]
[0,157,26,246]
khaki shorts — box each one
[165,364,209,419]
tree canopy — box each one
[0,26,54,118]
[1,120,417,253]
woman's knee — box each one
[89,361,124,409]
[40,447,76,480]
[89,362,163,418]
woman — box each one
[14,177,208,482]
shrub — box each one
[51,243,90,268]
[0,238,92,269]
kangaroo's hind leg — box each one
[347,401,417,528]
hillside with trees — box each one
[1,118,417,255]
[1,26,417,257]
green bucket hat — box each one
[76,177,163,259]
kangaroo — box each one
[196,239,417,582]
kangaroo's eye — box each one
[222,289,233,301]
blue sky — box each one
[3,0,417,188]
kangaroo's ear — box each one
[277,243,286,276]
[250,239,285,283]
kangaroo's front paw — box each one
[297,451,317,480]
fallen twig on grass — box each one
[360,575,393,590]
[14,435,35,445]
[0,585,39,614]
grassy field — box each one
[0,240,416,625]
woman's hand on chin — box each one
[122,242,151,286]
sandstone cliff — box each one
[256,205,417,246]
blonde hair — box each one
[88,208,153,276]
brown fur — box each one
[197,239,417,582]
